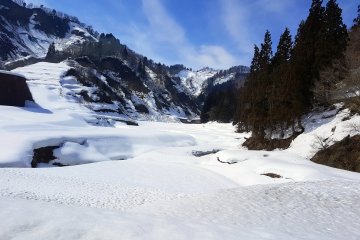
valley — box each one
[1,0,360,239]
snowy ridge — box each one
[0,1,249,120]
[176,67,218,96]
[0,0,97,61]
[5,17,95,59]
[12,62,195,123]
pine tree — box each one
[259,30,273,71]
[46,42,57,62]
[137,59,147,78]
[272,28,292,66]
[353,5,360,28]
[234,0,353,143]
[313,0,348,104]
[237,31,273,137]
[320,0,348,65]
[291,0,325,110]
[268,28,294,132]
[249,45,260,73]
[236,44,261,132]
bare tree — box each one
[346,121,360,134]
[341,25,360,98]
[311,134,331,151]
[316,58,347,104]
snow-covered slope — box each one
[176,66,250,97]
[1,1,360,239]
[176,67,218,96]
[1,180,360,240]
[0,0,250,120]
[0,0,96,61]
[0,63,360,238]
[11,61,201,121]
[287,106,360,159]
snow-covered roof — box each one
[0,70,26,79]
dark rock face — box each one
[192,149,221,157]
[0,0,71,61]
[311,135,360,173]
[0,72,33,107]
[99,57,149,94]
[242,129,304,151]
[31,146,59,168]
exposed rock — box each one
[180,119,201,124]
[217,157,238,165]
[261,173,282,179]
[242,130,304,151]
[0,71,33,107]
[311,135,360,173]
[31,146,59,168]
[192,149,221,157]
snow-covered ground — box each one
[1,62,360,239]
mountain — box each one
[0,0,249,121]
[0,0,97,61]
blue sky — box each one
[27,0,358,69]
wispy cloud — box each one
[25,0,48,7]
[120,0,239,69]
[220,0,253,55]
[142,0,186,45]
[219,0,297,64]
[256,0,296,14]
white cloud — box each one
[25,0,48,7]
[118,0,239,69]
[220,0,253,55]
[219,0,297,65]
[142,0,186,45]
[256,0,295,14]
[194,45,239,69]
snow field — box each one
[0,61,359,239]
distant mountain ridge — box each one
[0,0,249,121]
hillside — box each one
[0,0,96,61]
[1,1,360,239]
[0,0,249,121]
[0,57,360,239]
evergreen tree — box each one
[259,30,273,71]
[272,28,292,66]
[291,0,325,110]
[137,60,147,78]
[353,5,360,28]
[315,0,348,104]
[269,28,294,131]
[46,42,57,62]
[236,45,260,131]
[250,45,260,73]
[237,31,273,137]
[320,0,348,65]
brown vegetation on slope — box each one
[311,135,360,173]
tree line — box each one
[235,0,350,139]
